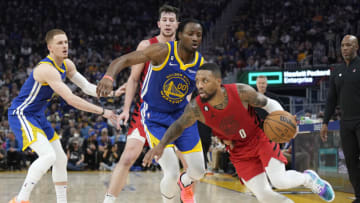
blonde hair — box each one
[45,29,66,44]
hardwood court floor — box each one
[0,170,354,203]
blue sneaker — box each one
[304,170,335,202]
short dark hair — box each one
[158,4,179,20]
[45,29,66,44]
[176,18,203,41]
[198,63,222,78]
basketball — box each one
[263,111,297,143]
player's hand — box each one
[222,139,234,150]
[103,109,121,130]
[97,76,113,97]
[114,82,127,97]
[142,144,165,167]
[119,110,130,126]
[320,124,328,142]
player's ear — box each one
[216,77,222,85]
[157,21,161,29]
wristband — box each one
[103,75,114,82]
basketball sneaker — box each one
[304,170,335,202]
[178,172,196,203]
[8,196,30,203]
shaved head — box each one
[341,35,358,63]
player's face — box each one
[178,23,202,52]
[256,78,267,94]
[48,34,68,59]
[196,70,219,102]
[158,12,178,38]
[341,36,358,61]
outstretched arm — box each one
[65,59,121,97]
[142,99,204,166]
[236,83,283,112]
[34,64,120,129]
[96,43,169,97]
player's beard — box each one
[200,90,216,103]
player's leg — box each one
[175,123,206,203]
[157,147,181,203]
[261,138,335,202]
[41,117,68,203]
[104,129,145,203]
[50,139,68,203]
[143,118,180,203]
[265,158,310,189]
[17,133,57,202]
[242,172,294,203]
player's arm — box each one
[142,99,205,166]
[159,99,205,147]
[33,64,120,128]
[122,40,150,116]
[236,83,283,113]
[322,69,337,125]
[65,59,115,97]
[96,43,169,97]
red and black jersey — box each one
[196,84,267,159]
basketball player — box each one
[102,5,180,203]
[97,19,206,203]
[8,29,121,203]
[143,63,336,203]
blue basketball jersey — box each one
[9,56,68,116]
[141,41,204,113]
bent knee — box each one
[43,152,57,166]
[119,153,138,167]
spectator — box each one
[99,143,119,171]
[5,131,22,170]
[83,131,99,170]
[67,140,86,171]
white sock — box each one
[180,172,194,187]
[55,185,67,203]
[104,193,116,203]
[17,178,37,201]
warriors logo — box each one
[161,73,190,104]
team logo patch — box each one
[204,106,209,111]
[219,115,240,135]
[161,73,190,104]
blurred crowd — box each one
[211,0,360,75]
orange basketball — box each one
[263,111,297,143]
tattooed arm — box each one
[159,99,205,147]
[236,83,267,108]
[142,99,204,166]
[236,83,283,112]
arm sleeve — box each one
[323,70,337,124]
[262,97,284,113]
[70,72,97,97]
